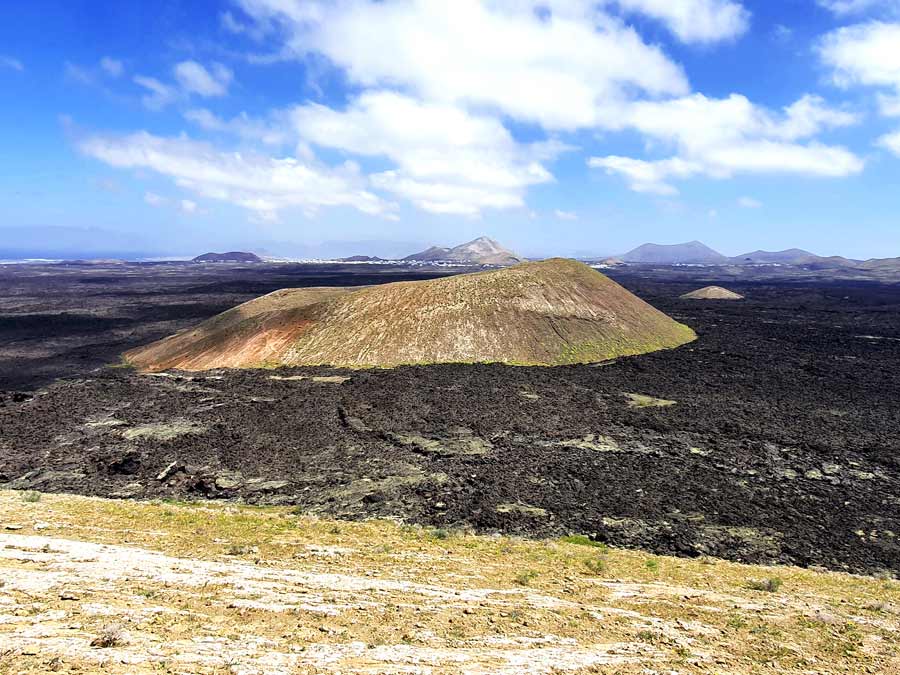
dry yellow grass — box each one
[1,490,898,674]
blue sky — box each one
[2,0,900,259]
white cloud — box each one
[818,21,900,162]
[878,129,900,154]
[738,196,762,208]
[588,156,699,195]
[184,108,292,146]
[235,0,688,131]
[100,57,124,77]
[609,0,750,43]
[588,94,862,194]
[173,61,233,97]
[180,199,198,214]
[80,131,394,222]
[819,22,900,92]
[291,91,557,215]
[878,93,900,116]
[133,61,233,109]
[133,75,178,110]
[554,209,579,220]
[1,55,24,72]
[818,0,900,14]
[144,192,167,207]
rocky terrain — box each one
[1,261,899,576]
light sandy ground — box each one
[1,491,898,675]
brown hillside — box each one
[125,259,696,371]
[681,286,744,300]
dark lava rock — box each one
[1,262,899,575]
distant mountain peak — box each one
[622,241,726,264]
[404,236,523,265]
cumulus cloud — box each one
[588,94,862,194]
[174,61,233,97]
[235,0,688,131]
[819,22,900,92]
[554,209,579,220]
[1,55,24,72]
[738,196,762,208]
[588,156,700,195]
[878,129,900,154]
[819,21,900,160]
[80,131,394,221]
[291,91,558,215]
[608,0,750,43]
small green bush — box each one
[21,491,41,503]
[514,569,540,586]
[747,577,783,593]
[583,557,607,575]
[560,534,607,550]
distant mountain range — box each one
[192,252,263,263]
[620,241,871,268]
[403,237,524,266]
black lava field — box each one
[1,262,899,575]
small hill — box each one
[125,259,696,371]
[732,249,858,267]
[622,241,727,264]
[858,257,900,272]
[591,257,626,268]
[731,248,816,264]
[681,286,744,300]
[341,255,383,262]
[192,251,262,263]
[404,237,524,265]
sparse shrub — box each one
[90,625,124,648]
[329,525,342,535]
[583,557,607,575]
[726,615,748,629]
[636,629,661,643]
[514,569,539,586]
[21,490,41,503]
[747,577,783,593]
[560,534,607,550]
[226,544,258,556]
[430,528,451,540]
[645,559,659,572]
